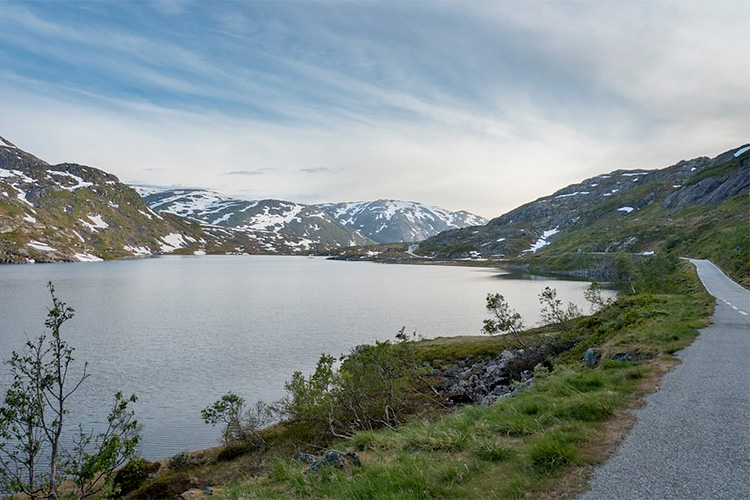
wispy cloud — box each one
[225,169,275,176]
[0,1,747,217]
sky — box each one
[0,1,747,218]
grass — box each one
[120,259,712,500]
[196,262,711,500]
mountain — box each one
[136,189,486,249]
[0,137,206,264]
[314,200,488,244]
[135,187,375,253]
[416,145,749,281]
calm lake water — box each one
[0,256,604,459]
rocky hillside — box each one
[315,200,487,243]
[0,137,206,263]
[417,144,749,273]
[135,187,375,253]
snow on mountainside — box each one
[135,187,375,252]
[315,199,488,243]
[0,136,206,263]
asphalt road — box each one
[578,259,749,499]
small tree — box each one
[482,293,525,347]
[201,393,272,447]
[0,283,139,500]
[584,279,612,312]
[65,392,140,499]
[539,287,582,333]
[333,329,433,437]
[276,354,338,437]
[615,253,638,294]
[202,392,246,444]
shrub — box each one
[111,458,160,497]
[168,452,190,471]
[216,441,260,462]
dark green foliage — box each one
[130,471,194,500]
[275,329,436,444]
[168,452,191,471]
[111,459,160,497]
[216,441,260,462]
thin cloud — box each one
[0,1,746,218]
[225,168,275,176]
[298,166,347,174]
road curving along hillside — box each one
[579,259,749,499]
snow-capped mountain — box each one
[135,187,375,252]
[315,200,488,244]
[0,137,206,263]
[418,144,749,260]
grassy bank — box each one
[125,258,711,499]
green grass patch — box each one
[203,260,713,500]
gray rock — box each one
[295,452,317,464]
[584,348,599,367]
[307,450,361,474]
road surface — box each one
[579,259,749,499]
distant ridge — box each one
[136,187,487,247]
[417,144,749,282]
[315,199,487,243]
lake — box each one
[0,255,605,459]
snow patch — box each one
[0,168,34,183]
[28,240,55,252]
[75,253,103,262]
[123,245,152,256]
[23,214,37,223]
[160,233,188,252]
[555,191,589,199]
[0,137,17,149]
[47,170,93,190]
[526,227,560,253]
[734,146,750,157]
[193,250,206,256]
[82,214,109,231]
[618,206,635,214]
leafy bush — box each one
[275,329,435,442]
[202,394,272,447]
[111,458,160,497]
[168,452,190,471]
